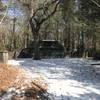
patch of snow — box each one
[8,58,100,100]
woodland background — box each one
[0,0,100,58]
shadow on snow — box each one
[13,58,100,100]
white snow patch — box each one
[8,58,100,100]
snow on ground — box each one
[8,58,100,100]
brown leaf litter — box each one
[0,63,49,100]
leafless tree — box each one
[30,0,60,60]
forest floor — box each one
[0,63,48,100]
[8,58,100,100]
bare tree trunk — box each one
[33,33,41,60]
[12,17,17,58]
[92,33,96,57]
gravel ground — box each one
[8,58,100,100]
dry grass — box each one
[0,63,18,91]
[0,63,48,100]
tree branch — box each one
[39,1,60,25]
[30,0,59,32]
[31,0,59,19]
[91,0,100,8]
